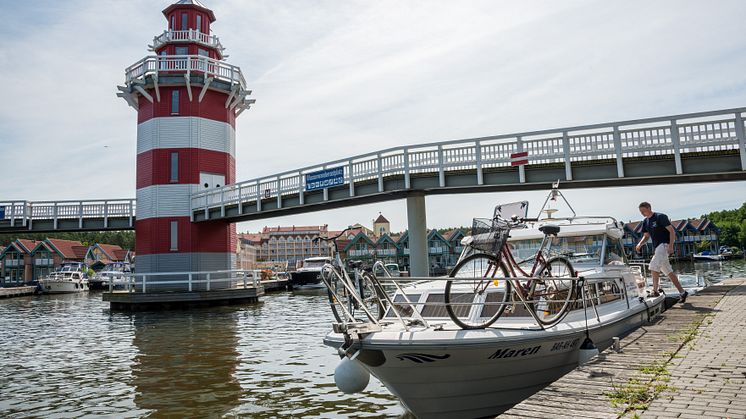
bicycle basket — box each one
[469,217,509,254]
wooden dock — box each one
[502,278,746,419]
[261,279,290,292]
[0,286,36,298]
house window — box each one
[196,15,202,33]
[170,152,179,182]
[170,15,175,30]
[170,221,179,251]
[181,13,188,30]
[171,90,179,114]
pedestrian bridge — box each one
[3,107,746,233]
[192,107,746,222]
[0,199,135,233]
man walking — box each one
[634,202,688,303]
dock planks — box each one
[502,278,745,419]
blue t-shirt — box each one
[642,212,672,248]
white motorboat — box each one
[290,257,333,289]
[693,251,724,261]
[39,262,90,294]
[91,262,132,290]
[322,190,666,418]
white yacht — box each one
[90,262,132,290]
[290,257,333,289]
[39,262,90,294]
[322,189,666,418]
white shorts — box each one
[649,244,673,275]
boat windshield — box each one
[509,234,605,266]
[303,259,329,269]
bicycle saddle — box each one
[539,224,560,236]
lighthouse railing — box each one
[152,29,225,52]
[125,55,245,88]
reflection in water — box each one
[131,309,242,417]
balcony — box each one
[152,30,225,54]
[429,246,446,254]
[348,249,375,257]
[35,258,53,266]
[377,249,397,257]
[125,55,246,89]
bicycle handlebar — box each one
[312,226,354,244]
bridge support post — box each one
[735,113,746,171]
[517,137,526,183]
[406,193,429,277]
[670,119,683,175]
[612,125,625,177]
[562,131,572,181]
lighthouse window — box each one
[181,13,188,30]
[170,221,178,251]
[196,15,202,33]
[170,152,179,182]
[171,90,179,114]
[170,15,175,30]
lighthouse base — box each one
[103,286,264,311]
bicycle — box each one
[444,207,577,330]
[313,228,385,323]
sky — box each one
[1,0,746,233]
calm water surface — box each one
[1,259,744,418]
[0,290,404,418]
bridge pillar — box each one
[406,193,429,277]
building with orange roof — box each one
[85,243,134,270]
[0,239,42,285]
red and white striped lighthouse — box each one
[117,0,253,286]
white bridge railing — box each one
[114,269,261,293]
[0,199,135,230]
[125,54,246,88]
[191,107,746,215]
[151,29,225,53]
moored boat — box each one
[39,262,90,294]
[321,189,666,418]
[90,262,132,290]
[290,257,333,289]
[693,251,724,261]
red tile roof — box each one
[16,239,41,254]
[46,239,87,260]
[239,233,262,243]
[97,244,125,260]
[262,225,329,234]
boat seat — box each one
[539,224,561,236]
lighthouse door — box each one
[200,172,225,190]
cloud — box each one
[1,0,745,234]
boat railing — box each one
[325,273,634,333]
[112,269,262,293]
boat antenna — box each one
[537,180,576,220]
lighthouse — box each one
[117,0,253,288]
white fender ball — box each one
[334,357,370,394]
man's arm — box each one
[666,225,676,255]
[635,232,650,252]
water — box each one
[1,260,744,418]
[0,290,404,418]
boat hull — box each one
[39,280,89,294]
[327,298,664,419]
[289,271,325,289]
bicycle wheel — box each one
[358,271,385,320]
[529,256,576,327]
[445,253,511,329]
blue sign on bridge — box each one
[305,167,345,191]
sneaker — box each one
[679,291,688,304]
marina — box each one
[1,0,746,417]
